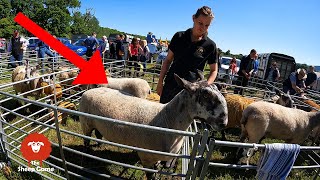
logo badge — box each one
[20,133,52,167]
[195,46,205,58]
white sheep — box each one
[12,66,42,98]
[79,74,228,169]
[237,101,320,162]
[219,92,293,140]
[57,67,78,87]
[239,101,320,144]
[98,77,151,99]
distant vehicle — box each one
[26,37,40,57]
[27,37,40,50]
[57,37,87,56]
[256,53,296,81]
[0,38,6,53]
[73,39,85,46]
[71,34,88,44]
[219,56,241,73]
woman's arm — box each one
[156,49,174,96]
[207,63,218,85]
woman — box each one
[227,57,237,84]
[156,6,219,103]
[128,38,140,76]
[138,40,150,76]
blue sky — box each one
[79,0,319,65]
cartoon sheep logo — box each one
[20,133,52,167]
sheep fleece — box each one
[80,88,183,167]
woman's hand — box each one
[156,81,163,96]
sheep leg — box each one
[94,129,103,146]
[82,127,94,151]
[221,129,227,141]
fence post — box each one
[190,129,209,180]
[199,139,215,179]
[0,116,10,165]
[53,109,70,179]
[185,133,201,179]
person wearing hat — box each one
[8,30,28,68]
[282,68,307,95]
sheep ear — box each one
[196,69,204,80]
[28,142,33,146]
[39,142,44,146]
[174,74,197,93]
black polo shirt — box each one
[165,28,218,82]
[305,72,317,86]
[238,55,254,77]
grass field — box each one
[0,64,319,179]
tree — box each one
[226,50,231,55]
[10,0,81,37]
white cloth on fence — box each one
[256,143,300,180]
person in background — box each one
[84,32,99,60]
[8,30,28,68]
[138,40,150,76]
[156,6,219,104]
[115,34,125,61]
[128,37,140,76]
[252,54,259,77]
[38,39,56,68]
[234,49,257,95]
[100,35,110,61]
[305,65,317,90]
[264,61,280,92]
[227,57,237,84]
[109,39,116,59]
[283,68,307,95]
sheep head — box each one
[174,74,228,131]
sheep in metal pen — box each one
[237,101,320,163]
[79,74,228,170]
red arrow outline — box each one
[14,12,108,85]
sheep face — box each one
[276,93,294,108]
[175,74,228,131]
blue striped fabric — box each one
[256,143,300,180]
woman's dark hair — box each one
[131,38,138,45]
[194,6,214,18]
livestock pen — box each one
[0,55,319,179]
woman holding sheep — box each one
[156,6,219,103]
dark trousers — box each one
[234,75,249,95]
[160,79,183,104]
[9,53,23,68]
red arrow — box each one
[14,12,108,85]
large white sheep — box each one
[219,92,294,140]
[237,101,320,162]
[79,74,228,169]
[12,66,42,98]
[239,101,320,144]
[98,77,151,99]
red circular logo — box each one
[20,133,52,167]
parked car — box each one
[57,37,87,56]
[26,37,39,57]
[218,56,241,80]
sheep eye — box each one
[203,92,209,99]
